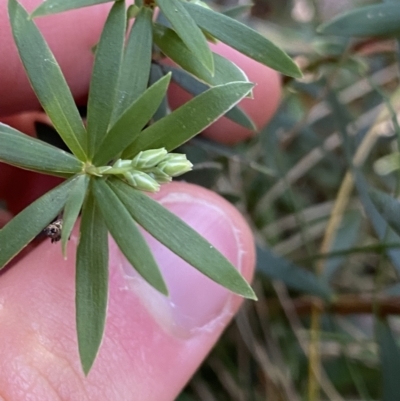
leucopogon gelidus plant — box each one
[0,0,301,374]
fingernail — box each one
[115,190,248,338]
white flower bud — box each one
[149,167,173,183]
[85,165,104,177]
[113,159,132,168]
[101,159,132,174]
[131,148,168,169]
[123,170,160,192]
[97,166,113,174]
[157,153,193,177]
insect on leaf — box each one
[0,177,79,269]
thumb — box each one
[0,182,255,400]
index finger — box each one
[0,0,111,116]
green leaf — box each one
[124,81,254,157]
[222,4,252,18]
[76,187,109,375]
[111,6,154,124]
[164,65,256,130]
[149,64,169,121]
[322,210,362,283]
[369,189,400,238]
[0,122,83,176]
[0,177,78,269]
[8,0,88,160]
[92,179,168,295]
[61,175,89,256]
[94,73,171,165]
[109,178,256,299]
[376,317,400,401]
[156,0,214,74]
[86,0,126,158]
[317,4,400,37]
[256,246,332,300]
[154,24,250,88]
[162,53,249,88]
[31,0,116,17]
[182,2,302,78]
[354,173,400,275]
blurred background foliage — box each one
[172,0,400,399]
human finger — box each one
[0,182,255,400]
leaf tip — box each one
[316,22,328,35]
[245,288,258,301]
[81,359,94,377]
[290,64,303,79]
[158,280,169,297]
[29,10,41,19]
[236,282,257,301]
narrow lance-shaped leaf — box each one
[31,0,116,17]
[92,179,168,295]
[153,24,251,88]
[87,0,126,158]
[61,175,89,256]
[369,189,400,238]
[123,82,254,157]
[8,0,88,160]
[182,2,302,78]
[0,122,83,176]
[76,187,109,375]
[376,317,400,401]
[156,0,214,74]
[0,177,78,269]
[149,64,169,121]
[354,172,400,275]
[109,178,256,299]
[111,6,154,124]
[222,5,252,18]
[164,65,255,130]
[256,246,332,300]
[317,4,400,37]
[94,73,171,165]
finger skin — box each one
[0,182,255,400]
[0,0,111,116]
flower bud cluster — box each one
[91,148,193,192]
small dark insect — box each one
[43,219,63,243]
